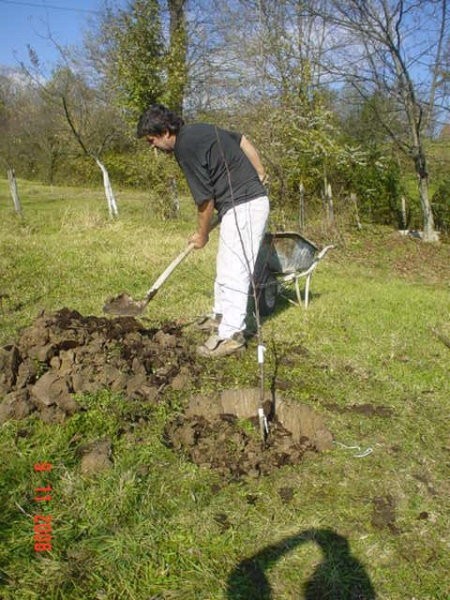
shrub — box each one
[432,177,450,234]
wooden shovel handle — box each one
[144,219,219,299]
[145,242,195,299]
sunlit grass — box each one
[0,178,449,599]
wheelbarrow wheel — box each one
[257,273,278,316]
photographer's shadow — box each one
[227,528,376,599]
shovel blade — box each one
[102,292,148,317]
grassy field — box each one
[0,179,449,600]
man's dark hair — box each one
[137,104,184,138]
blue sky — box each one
[0,0,122,69]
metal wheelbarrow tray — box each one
[255,232,334,315]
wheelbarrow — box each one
[254,232,334,315]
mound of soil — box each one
[164,390,333,479]
[165,414,314,479]
[0,308,197,424]
[1,309,333,479]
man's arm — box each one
[189,199,215,249]
[240,135,267,184]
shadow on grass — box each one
[226,528,376,599]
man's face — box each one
[146,131,175,153]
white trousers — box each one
[213,196,270,339]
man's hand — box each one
[189,231,209,249]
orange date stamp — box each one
[33,462,53,552]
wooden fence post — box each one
[326,182,334,225]
[401,196,407,230]
[351,193,362,230]
[7,168,22,216]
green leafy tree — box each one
[90,0,188,116]
[98,0,164,115]
[163,0,188,114]
[432,176,450,234]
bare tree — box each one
[310,0,449,241]
[58,72,119,218]
[22,46,121,218]
[184,0,331,110]
[183,0,359,214]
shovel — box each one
[103,222,218,317]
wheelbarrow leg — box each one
[294,276,303,307]
[303,245,334,308]
[294,273,311,308]
[304,274,311,308]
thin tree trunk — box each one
[418,173,438,241]
[168,0,187,115]
[94,158,119,218]
[391,50,437,241]
[299,181,305,230]
[62,96,119,218]
[7,168,22,216]
[412,145,437,241]
[314,0,442,242]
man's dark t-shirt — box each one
[174,123,266,219]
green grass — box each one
[1,178,449,599]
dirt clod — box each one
[278,486,295,504]
[79,438,113,475]
[371,494,399,533]
[246,494,258,505]
[214,513,232,531]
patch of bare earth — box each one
[0,308,198,424]
[164,389,333,480]
[0,309,334,479]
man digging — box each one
[137,104,270,358]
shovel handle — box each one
[144,219,219,300]
[145,242,195,298]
